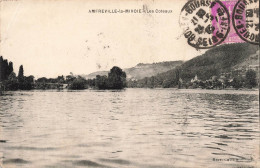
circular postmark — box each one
[180,0,230,49]
[232,0,259,45]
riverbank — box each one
[1,87,258,95]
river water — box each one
[0,89,259,168]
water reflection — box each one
[0,89,259,168]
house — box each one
[191,75,200,83]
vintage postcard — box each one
[0,0,259,168]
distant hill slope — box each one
[84,61,183,80]
[177,43,259,81]
[84,71,108,79]
[232,50,259,70]
[133,43,258,87]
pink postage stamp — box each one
[213,0,245,44]
[180,0,259,49]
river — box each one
[0,89,259,168]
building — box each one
[191,75,200,83]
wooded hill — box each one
[128,43,259,88]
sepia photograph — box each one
[0,0,259,168]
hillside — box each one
[232,50,259,70]
[84,61,183,80]
[84,71,108,79]
[177,43,258,81]
[130,43,259,88]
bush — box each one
[95,66,127,90]
[68,79,86,90]
[4,80,19,91]
[245,70,257,88]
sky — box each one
[0,0,207,78]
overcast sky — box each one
[0,0,207,78]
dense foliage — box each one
[245,70,257,88]
[67,76,87,90]
[0,56,34,91]
[33,67,126,90]
[95,66,126,89]
[0,56,13,82]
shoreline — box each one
[1,87,259,92]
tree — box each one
[7,62,13,77]
[68,78,86,90]
[4,72,19,90]
[25,75,35,83]
[0,56,13,81]
[57,75,65,83]
[18,65,24,82]
[232,76,244,89]
[107,66,126,89]
[36,77,48,83]
[147,76,155,88]
[245,69,257,88]
[95,75,108,89]
[162,79,173,88]
[66,75,76,83]
[86,79,95,88]
[93,66,126,90]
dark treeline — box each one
[1,58,127,91]
[33,66,126,90]
[127,69,258,89]
[0,61,127,90]
[0,56,34,91]
[66,66,126,90]
[35,75,67,90]
[0,56,13,81]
